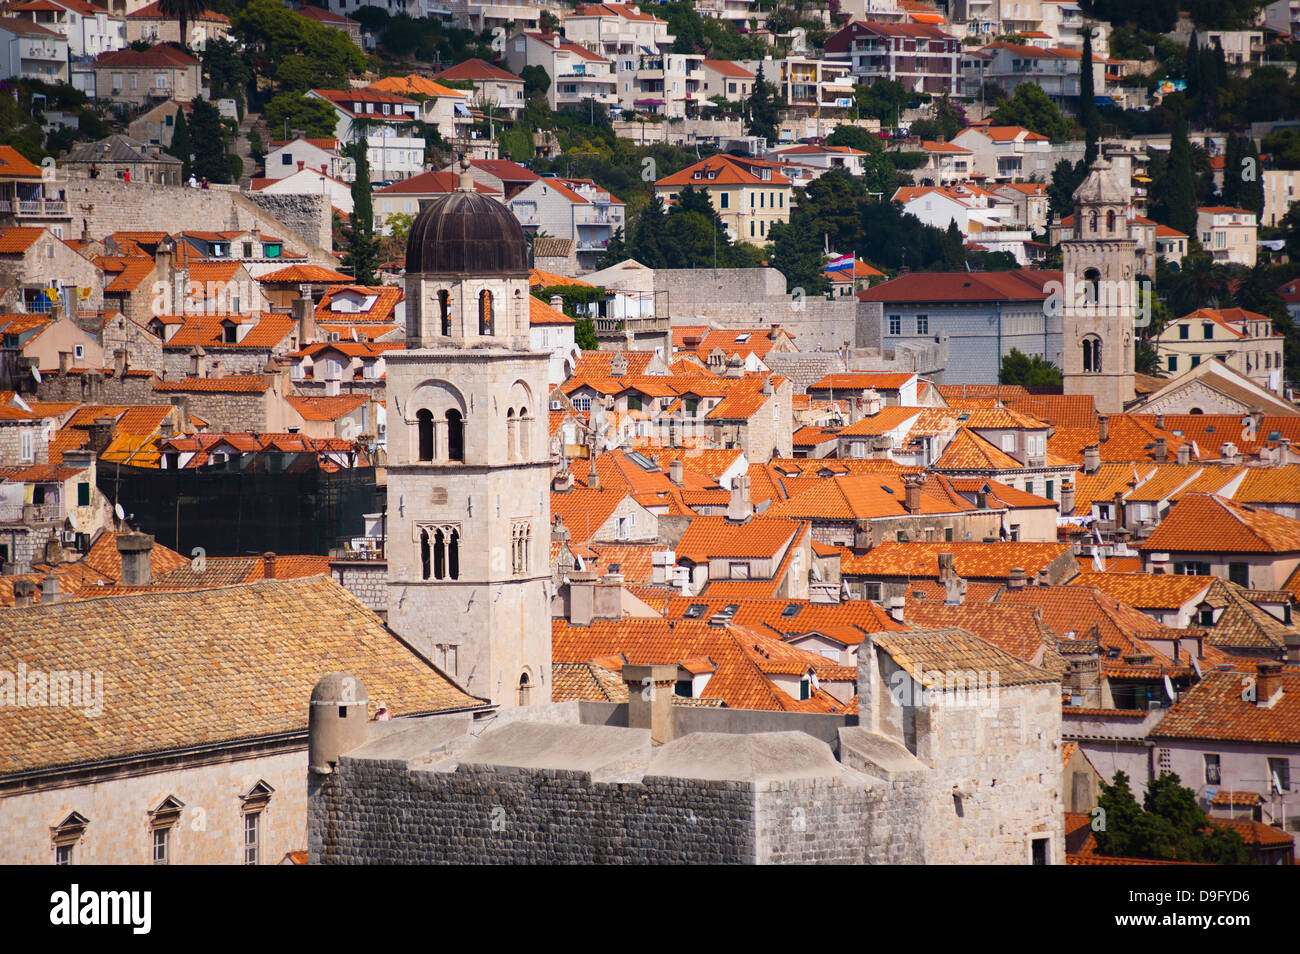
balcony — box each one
[0,502,64,524]
[594,315,669,335]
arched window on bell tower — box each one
[1083,267,1100,307]
[517,671,532,706]
[1088,209,1098,233]
[518,405,530,460]
[506,407,518,461]
[446,409,464,461]
[1106,209,1116,233]
[1082,335,1102,373]
[438,290,451,336]
[478,290,494,335]
[420,528,432,579]
[416,409,434,461]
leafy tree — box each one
[521,64,551,97]
[1047,158,1087,221]
[1263,127,1300,169]
[264,92,339,140]
[188,97,230,183]
[574,317,598,351]
[166,106,192,182]
[234,0,366,92]
[746,63,780,143]
[826,123,881,154]
[910,95,966,143]
[990,82,1073,141]
[854,79,919,124]
[999,348,1063,386]
[202,37,252,104]
[1095,770,1249,863]
[341,141,380,284]
[767,215,830,295]
[595,226,628,270]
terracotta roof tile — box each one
[1139,493,1300,554]
[1151,669,1300,744]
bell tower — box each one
[386,162,552,708]
[1061,158,1137,414]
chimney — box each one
[1256,661,1283,707]
[1250,406,1264,439]
[566,569,622,625]
[262,552,277,579]
[59,351,71,374]
[1060,479,1076,515]
[1008,567,1027,590]
[189,345,205,378]
[1154,436,1167,461]
[623,663,676,744]
[903,472,925,513]
[114,348,127,378]
[1097,414,1109,443]
[12,579,37,607]
[726,474,753,522]
[116,532,154,586]
[160,419,174,440]
[587,455,599,490]
[552,468,574,492]
[976,488,989,509]
[937,551,955,583]
[1177,442,1190,465]
[886,596,905,623]
[549,294,564,312]
[87,416,116,455]
[761,376,773,396]
[1155,413,1164,430]
[1220,441,1239,464]
[1148,551,1169,574]
[153,239,173,287]
[651,549,675,585]
[726,355,744,378]
[40,575,59,604]
[297,160,305,171]
[1286,629,1300,665]
[292,294,318,345]
[669,458,683,485]
[1083,444,1101,475]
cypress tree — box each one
[1080,26,1099,165]
[167,107,192,182]
[1185,31,1200,97]
[1222,135,1240,207]
[1164,113,1196,237]
[342,141,380,284]
[1241,139,1264,215]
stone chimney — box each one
[1060,479,1075,515]
[761,375,773,396]
[903,472,926,513]
[1285,629,1300,665]
[114,348,128,378]
[1220,442,1240,465]
[725,354,744,378]
[40,575,59,604]
[623,663,675,744]
[1154,436,1167,461]
[116,532,154,586]
[13,579,37,607]
[262,552,277,579]
[587,454,599,490]
[726,474,753,522]
[549,295,564,312]
[1008,567,1027,590]
[87,416,116,455]
[886,596,905,623]
[1256,661,1283,707]
[1155,413,1164,430]
[1083,444,1101,475]
[1097,414,1109,443]
[292,294,318,345]
[669,458,683,485]
[189,345,206,378]
[552,468,574,492]
[937,551,955,583]
[1148,551,1169,574]
[59,351,71,374]
[1250,407,1264,439]
[568,569,621,626]
[1177,442,1190,465]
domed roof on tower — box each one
[1072,158,1129,207]
[405,158,529,275]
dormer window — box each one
[222,321,238,344]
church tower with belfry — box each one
[385,161,552,708]
[1061,158,1137,414]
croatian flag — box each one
[825,254,854,272]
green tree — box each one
[826,123,881,154]
[574,317,598,351]
[1047,158,1087,221]
[854,79,919,124]
[595,226,628,270]
[1159,112,1197,236]
[990,82,1073,141]
[167,106,192,182]
[202,37,252,104]
[746,62,780,142]
[159,0,207,51]
[767,216,830,295]
[999,348,1062,386]
[264,92,339,140]
[521,64,551,97]
[1094,772,1248,864]
[1080,26,1099,165]
[341,141,380,284]
[188,97,230,183]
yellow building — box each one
[1155,307,1285,393]
[654,154,792,245]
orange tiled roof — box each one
[675,515,802,562]
[1151,668,1300,744]
[1068,571,1214,611]
[842,541,1070,580]
[1140,493,1300,554]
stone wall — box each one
[34,370,157,405]
[331,561,387,612]
[168,391,271,432]
[58,178,333,261]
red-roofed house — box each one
[951,123,1055,181]
[0,225,104,314]
[125,1,228,46]
[977,41,1111,111]
[655,154,792,244]
[262,136,352,183]
[1154,308,1285,394]
[1196,206,1257,267]
[0,16,69,83]
[306,88,425,180]
[507,176,625,270]
[92,44,199,106]
[824,20,960,94]
[433,58,526,115]
[701,58,755,101]
[9,0,123,63]
[504,31,617,112]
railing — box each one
[595,315,669,334]
[334,537,385,560]
[0,502,64,524]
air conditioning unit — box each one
[328,332,341,342]
[550,400,562,410]
[59,530,77,546]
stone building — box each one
[307,621,1064,864]
[385,161,552,708]
[1061,159,1137,415]
[62,134,182,186]
[0,573,487,865]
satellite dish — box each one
[12,394,31,413]
[1191,656,1203,679]
[67,511,79,531]
[114,502,125,521]
[1163,674,1177,702]
[31,366,42,384]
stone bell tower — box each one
[386,161,552,707]
[1061,158,1137,414]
